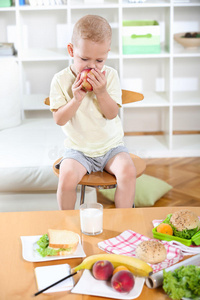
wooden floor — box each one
[97,157,200,208]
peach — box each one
[111,270,135,293]
[113,265,129,275]
[157,223,173,235]
[92,260,114,280]
[80,68,94,92]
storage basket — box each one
[0,0,12,7]
[122,20,160,54]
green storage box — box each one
[152,227,200,247]
[122,20,160,54]
[0,0,12,7]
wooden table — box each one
[1,207,199,300]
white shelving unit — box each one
[0,0,200,157]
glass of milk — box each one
[80,203,103,235]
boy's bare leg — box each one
[104,152,136,208]
[57,159,87,210]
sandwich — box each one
[163,209,200,240]
[37,229,79,257]
[135,240,167,264]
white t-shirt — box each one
[50,65,124,157]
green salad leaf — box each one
[37,234,49,248]
[37,247,59,257]
[36,234,59,257]
[163,265,200,300]
[36,234,72,257]
[163,214,199,239]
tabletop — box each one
[1,206,199,300]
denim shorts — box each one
[56,145,129,174]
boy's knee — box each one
[117,162,136,182]
[59,169,78,191]
[125,163,136,180]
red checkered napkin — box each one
[98,230,183,273]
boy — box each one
[50,15,136,210]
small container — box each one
[19,0,25,5]
[0,0,12,7]
[192,231,200,245]
[152,226,200,246]
[174,32,200,49]
[122,20,160,54]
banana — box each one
[72,254,153,277]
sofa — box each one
[0,118,97,212]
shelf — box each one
[122,47,170,59]
[173,0,200,7]
[0,7,15,11]
[124,135,170,158]
[22,94,48,110]
[70,1,119,9]
[0,0,199,158]
[18,4,68,10]
[173,91,200,106]
[18,48,120,61]
[173,44,200,57]
[172,134,200,157]
[20,48,69,61]
[122,0,170,8]
[0,56,17,61]
[123,92,169,108]
[125,134,200,158]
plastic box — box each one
[122,20,160,54]
[0,0,12,7]
[152,227,200,246]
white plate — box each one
[71,270,145,299]
[21,234,86,262]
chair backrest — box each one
[121,90,144,104]
[44,90,144,106]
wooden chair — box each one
[44,90,146,207]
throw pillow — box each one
[98,174,172,207]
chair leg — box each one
[132,203,135,208]
[80,185,86,206]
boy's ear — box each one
[67,43,74,57]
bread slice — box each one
[48,229,79,254]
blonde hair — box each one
[72,15,112,46]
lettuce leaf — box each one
[37,234,49,248]
[37,247,59,257]
[36,234,72,257]
[163,214,199,239]
[172,226,199,240]
[163,265,200,300]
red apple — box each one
[80,68,94,92]
[92,260,114,280]
[111,270,135,293]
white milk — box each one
[80,208,103,235]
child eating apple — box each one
[49,15,136,210]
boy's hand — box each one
[87,68,107,95]
[72,73,86,103]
